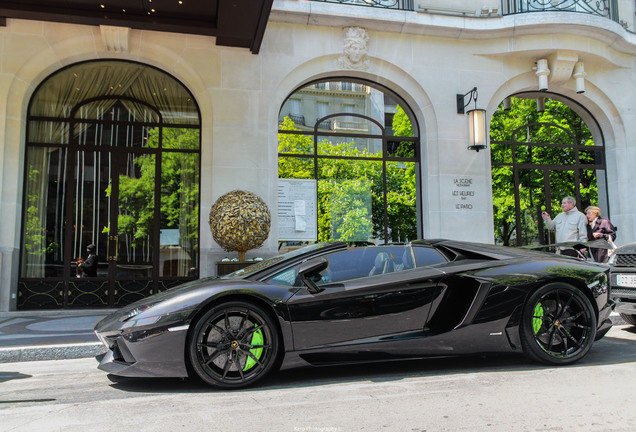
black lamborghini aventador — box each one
[94,240,613,389]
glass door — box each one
[66,149,111,307]
[67,150,156,307]
[110,151,156,305]
[19,61,201,310]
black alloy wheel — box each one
[189,301,279,389]
[520,283,597,365]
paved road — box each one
[1,325,636,432]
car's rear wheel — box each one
[619,313,636,327]
[520,283,596,365]
[188,301,279,389]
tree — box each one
[386,105,417,241]
[106,127,200,261]
[490,97,597,246]
[278,111,417,244]
[22,165,59,276]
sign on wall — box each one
[160,229,180,246]
[452,177,476,210]
[278,179,318,241]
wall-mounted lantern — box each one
[457,87,487,152]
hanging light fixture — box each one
[536,97,545,113]
[457,87,487,152]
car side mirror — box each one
[298,257,329,293]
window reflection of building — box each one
[278,80,420,245]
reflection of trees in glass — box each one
[23,165,59,275]
[391,105,416,158]
[110,127,200,259]
[491,97,598,246]
[278,110,416,243]
[387,105,417,242]
[116,154,155,249]
[317,141,379,243]
[386,161,417,242]
[159,128,200,255]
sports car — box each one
[94,240,614,389]
[609,242,636,326]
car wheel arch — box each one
[184,294,286,372]
[519,280,598,365]
[507,278,599,346]
[528,278,600,320]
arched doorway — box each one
[490,95,607,247]
[278,79,421,245]
[18,61,201,309]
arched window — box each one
[278,80,420,245]
[490,96,607,247]
[19,60,201,309]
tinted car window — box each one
[323,248,373,282]
[269,267,299,286]
[266,245,447,287]
[413,246,447,267]
[322,246,419,283]
[224,242,344,280]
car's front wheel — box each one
[520,283,597,365]
[188,301,279,389]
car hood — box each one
[615,242,636,255]
[95,276,295,333]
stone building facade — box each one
[1,0,635,310]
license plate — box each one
[616,274,636,288]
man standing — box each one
[541,196,588,257]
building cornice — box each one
[271,1,636,57]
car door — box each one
[285,246,446,351]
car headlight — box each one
[608,253,617,266]
[119,303,156,322]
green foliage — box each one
[390,105,416,158]
[112,127,200,250]
[491,97,597,246]
[23,165,59,257]
[278,112,417,243]
[324,179,373,241]
[392,105,413,137]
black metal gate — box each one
[491,121,606,247]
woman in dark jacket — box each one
[585,206,616,263]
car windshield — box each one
[220,242,343,279]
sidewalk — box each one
[0,310,115,363]
[0,309,629,364]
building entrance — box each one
[18,61,201,309]
[490,96,606,247]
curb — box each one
[0,342,106,363]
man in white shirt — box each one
[541,196,588,257]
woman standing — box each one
[585,206,616,263]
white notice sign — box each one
[278,179,317,241]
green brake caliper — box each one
[533,302,544,334]
[243,327,263,371]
